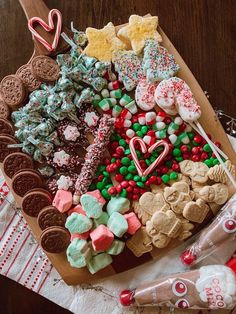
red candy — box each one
[121,181,129,188]
[193,134,202,143]
[115,174,124,182]
[192,155,201,162]
[108,186,117,195]
[180,145,189,153]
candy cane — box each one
[143,140,170,176]
[28,9,62,52]
[129,137,147,177]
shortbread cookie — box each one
[117,15,162,54]
[126,227,152,257]
[83,22,127,61]
[199,183,229,205]
[164,182,192,214]
[180,160,209,183]
[183,199,209,223]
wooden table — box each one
[0,0,235,313]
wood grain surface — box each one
[0,0,235,313]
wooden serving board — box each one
[1,1,235,285]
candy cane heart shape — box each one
[129,137,170,177]
[144,140,170,176]
[28,9,62,52]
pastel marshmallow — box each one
[53,190,72,213]
[93,212,109,227]
[106,197,130,216]
[90,225,114,251]
[80,190,105,218]
[71,231,90,241]
[106,240,125,255]
[66,238,91,268]
[68,205,86,216]
[87,253,112,274]
[65,212,93,234]
[124,212,141,235]
[107,212,128,237]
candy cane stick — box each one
[28,9,62,52]
[143,140,170,176]
[129,137,147,177]
[189,122,228,160]
[196,121,236,188]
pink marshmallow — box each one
[124,212,141,235]
[52,190,72,213]
[70,231,90,241]
[90,225,114,251]
[68,205,86,216]
[86,190,106,206]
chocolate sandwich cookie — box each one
[31,56,60,82]
[0,135,19,162]
[16,64,42,92]
[22,189,52,217]
[37,206,67,230]
[3,152,33,178]
[0,75,26,108]
[40,226,70,253]
[12,169,43,197]
[0,100,10,119]
[0,118,14,136]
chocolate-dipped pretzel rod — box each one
[74,114,114,198]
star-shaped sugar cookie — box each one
[83,22,127,61]
[117,15,162,54]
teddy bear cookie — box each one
[198,183,229,205]
[180,160,209,183]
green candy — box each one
[133,175,141,182]
[188,132,195,140]
[87,253,112,274]
[161,174,170,183]
[65,213,93,234]
[192,140,199,146]
[107,212,128,237]
[103,171,110,177]
[89,183,97,190]
[96,182,105,190]
[170,171,178,180]
[119,139,127,147]
[125,148,131,155]
[150,156,156,163]
[213,158,220,165]
[67,239,92,268]
[136,181,144,188]
[94,212,109,227]
[102,177,109,185]
[120,189,127,197]
[128,165,137,173]
[132,123,141,131]
[106,240,125,255]
[203,143,212,153]
[125,173,134,180]
[107,196,130,215]
[141,176,147,182]
[120,166,128,175]
[136,131,143,137]
[204,159,213,167]
[146,159,151,166]
[165,160,173,168]
[121,157,131,166]
[111,157,116,163]
[101,189,110,199]
[175,156,184,162]
[141,126,148,134]
[173,148,181,157]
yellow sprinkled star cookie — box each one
[117,15,162,54]
[83,22,127,61]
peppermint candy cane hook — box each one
[28,9,62,52]
[129,137,147,177]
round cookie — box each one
[37,206,67,230]
[0,135,19,162]
[3,152,33,178]
[0,75,26,108]
[31,56,60,82]
[0,100,10,119]
[0,118,14,135]
[22,189,52,217]
[12,169,43,197]
[16,64,42,91]
[40,226,70,253]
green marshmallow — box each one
[107,212,128,237]
[65,213,92,234]
[93,212,109,227]
[106,240,125,255]
[87,253,112,274]
[106,197,130,216]
[66,239,91,268]
[80,194,103,218]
